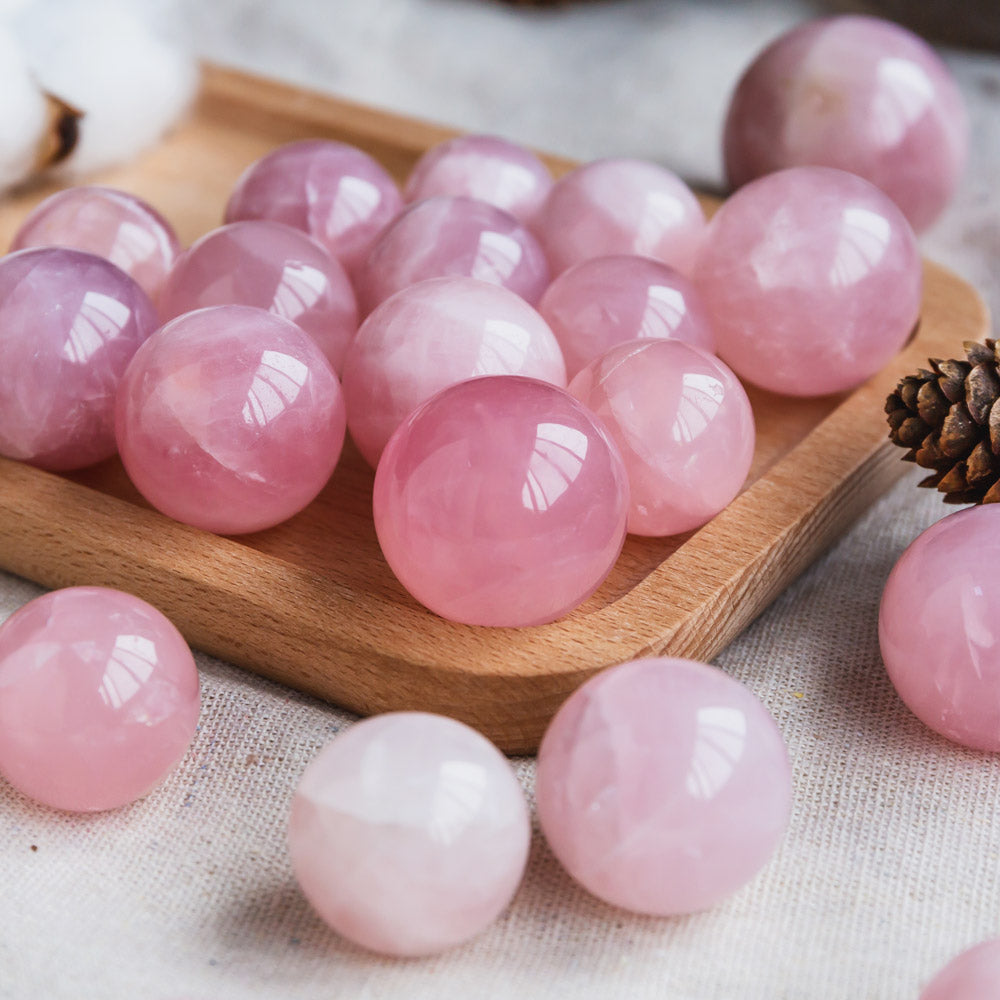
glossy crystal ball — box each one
[920,939,1000,1000]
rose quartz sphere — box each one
[224,139,404,278]
[355,195,551,315]
[538,254,716,379]
[920,939,1000,1000]
[0,247,158,470]
[0,586,200,812]
[531,158,706,276]
[879,504,1000,751]
[569,340,754,536]
[343,276,566,467]
[159,220,358,374]
[374,375,629,627]
[692,166,921,397]
[403,134,553,223]
[288,712,530,957]
[116,305,346,535]
[723,15,968,233]
[536,657,792,915]
[10,185,182,302]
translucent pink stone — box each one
[158,220,358,374]
[569,340,754,536]
[536,657,792,915]
[288,711,530,957]
[343,276,566,468]
[538,254,716,380]
[355,196,551,315]
[115,305,346,535]
[723,15,968,233]
[224,139,404,278]
[0,247,158,470]
[0,586,199,812]
[403,134,553,223]
[373,375,629,627]
[693,166,922,397]
[920,939,1000,1000]
[531,158,706,276]
[10,185,182,303]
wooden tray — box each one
[0,66,988,753]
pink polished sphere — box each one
[224,139,404,278]
[0,586,200,812]
[355,196,551,315]
[403,134,553,223]
[0,247,158,470]
[288,712,530,957]
[693,166,921,397]
[531,158,706,276]
[723,15,968,233]
[10,185,182,302]
[116,305,346,535]
[343,276,566,467]
[374,375,629,627]
[539,254,716,379]
[569,340,754,536]
[536,657,792,915]
[159,220,358,374]
[920,939,1000,1000]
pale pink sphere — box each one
[159,220,358,374]
[403,134,553,223]
[224,139,404,278]
[355,195,551,315]
[288,712,530,957]
[531,158,706,276]
[693,166,922,397]
[343,276,566,468]
[536,657,792,915]
[374,375,629,627]
[724,15,968,233]
[0,247,158,470]
[569,340,754,537]
[0,586,199,812]
[879,504,1000,751]
[920,939,1000,1000]
[116,305,346,535]
[538,254,716,379]
[10,185,182,302]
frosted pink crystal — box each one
[288,712,530,957]
[159,220,358,374]
[539,254,716,379]
[536,657,792,915]
[920,939,1000,999]
[0,247,158,470]
[373,375,629,627]
[343,276,566,467]
[693,166,922,397]
[569,340,754,536]
[115,305,346,535]
[724,15,968,233]
[10,185,182,303]
[0,586,199,812]
[355,196,551,315]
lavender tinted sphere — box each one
[539,255,716,379]
[0,586,200,812]
[0,247,158,470]
[693,166,921,397]
[116,305,346,535]
[343,276,566,467]
[355,196,551,315]
[536,657,792,915]
[920,939,1000,1000]
[288,712,530,957]
[159,220,358,374]
[374,376,629,627]
[723,15,968,232]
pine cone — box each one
[885,340,1000,505]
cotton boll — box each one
[0,25,53,188]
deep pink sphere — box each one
[373,375,629,627]
[0,586,200,812]
[920,939,1000,1000]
